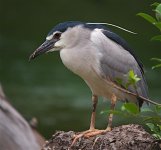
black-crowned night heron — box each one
[30,21,149,138]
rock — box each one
[42,124,160,150]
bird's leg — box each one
[82,93,117,136]
[106,93,117,131]
[70,95,98,147]
[89,95,98,130]
[71,94,117,147]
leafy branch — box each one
[137,2,161,69]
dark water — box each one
[0,0,161,138]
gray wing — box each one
[96,29,148,107]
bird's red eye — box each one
[54,32,61,39]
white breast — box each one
[60,44,112,98]
[60,43,98,78]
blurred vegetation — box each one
[0,0,161,138]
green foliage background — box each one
[0,0,161,138]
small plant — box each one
[115,70,140,89]
[101,103,161,140]
[126,70,141,89]
[135,2,161,140]
[102,70,161,140]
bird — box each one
[29,21,150,139]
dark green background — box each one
[0,0,161,138]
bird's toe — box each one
[70,129,111,148]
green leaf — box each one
[152,133,161,139]
[129,69,135,77]
[152,63,161,69]
[156,4,161,13]
[151,35,161,41]
[143,117,155,122]
[123,70,141,89]
[127,70,141,86]
[144,116,161,123]
[158,124,161,130]
[151,58,161,62]
[146,123,161,137]
[156,4,161,21]
[121,103,139,114]
[146,123,155,131]
[151,2,160,7]
[155,105,161,113]
[151,58,161,69]
[137,13,157,24]
[154,22,161,31]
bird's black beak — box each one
[29,40,56,61]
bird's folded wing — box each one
[91,28,148,106]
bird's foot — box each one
[70,128,111,148]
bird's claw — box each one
[70,128,111,148]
